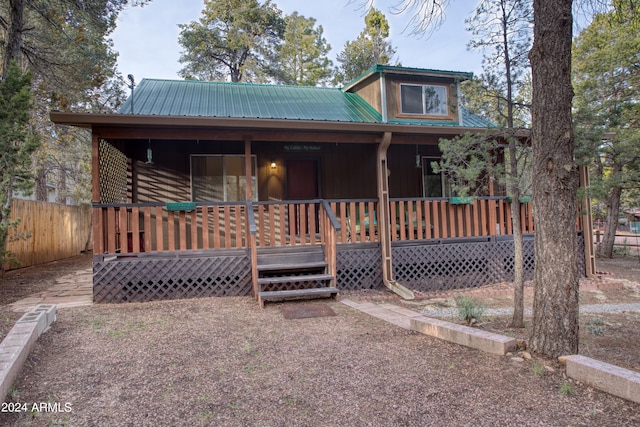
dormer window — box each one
[400,83,448,116]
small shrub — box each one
[455,296,485,325]
[9,385,19,399]
[587,325,605,336]
[559,381,575,395]
[586,317,606,335]
[532,362,543,376]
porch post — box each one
[579,165,596,276]
[377,132,414,299]
[244,137,253,201]
[91,133,103,254]
[488,176,497,235]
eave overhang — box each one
[51,112,526,142]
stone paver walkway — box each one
[8,268,92,312]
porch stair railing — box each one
[248,200,341,308]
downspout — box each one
[377,132,415,300]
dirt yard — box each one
[0,255,638,426]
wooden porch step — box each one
[257,247,326,271]
[259,287,338,301]
[257,273,334,286]
[257,261,327,273]
[257,245,323,255]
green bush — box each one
[455,296,485,325]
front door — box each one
[286,159,320,236]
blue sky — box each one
[110,0,486,84]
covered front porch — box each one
[60,115,591,305]
[92,192,575,304]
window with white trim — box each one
[191,155,257,201]
[400,83,449,116]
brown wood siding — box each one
[117,139,246,203]
[387,145,423,198]
[320,143,377,199]
[354,80,382,114]
[253,142,378,200]
[386,143,444,198]
[112,138,446,203]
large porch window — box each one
[422,157,452,197]
[191,155,257,201]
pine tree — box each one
[0,62,40,270]
[334,8,397,86]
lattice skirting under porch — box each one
[93,250,252,303]
[392,233,586,293]
[92,234,586,302]
[336,243,383,290]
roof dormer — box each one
[342,65,473,126]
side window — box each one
[400,83,449,117]
[422,157,452,197]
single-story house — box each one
[51,65,594,307]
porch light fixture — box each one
[415,145,420,168]
[146,140,153,164]
[270,161,277,169]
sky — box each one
[110,0,485,85]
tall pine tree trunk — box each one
[509,137,525,328]
[599,165,622,258]
[529,0,580,357]
[3,0,25,76]
[34,167,49,202]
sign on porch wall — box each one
[283,144,323,152]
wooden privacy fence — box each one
[6,199,92,271]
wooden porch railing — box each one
[389,197,534,241]
[320,200,341,281]
[93,197,535,255]
[93,202,249,254]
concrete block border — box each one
[343,299,640,404]
[410,315,517,355]
[564,355,640,404]
[0,304,57,403]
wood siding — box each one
[107,139,451,203]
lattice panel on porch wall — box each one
[93,254,252,303]
[336,245,383,290]
[98,139,128,203]
[392,235,586,293]
[92,236,585,303]
[392,240,536,293]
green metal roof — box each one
[387,106,495,128]
[118,77,493,129]
[119,79,382,123]
[342,64,474,92]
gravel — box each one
[1,298,639,426]
[421,302,640,319]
